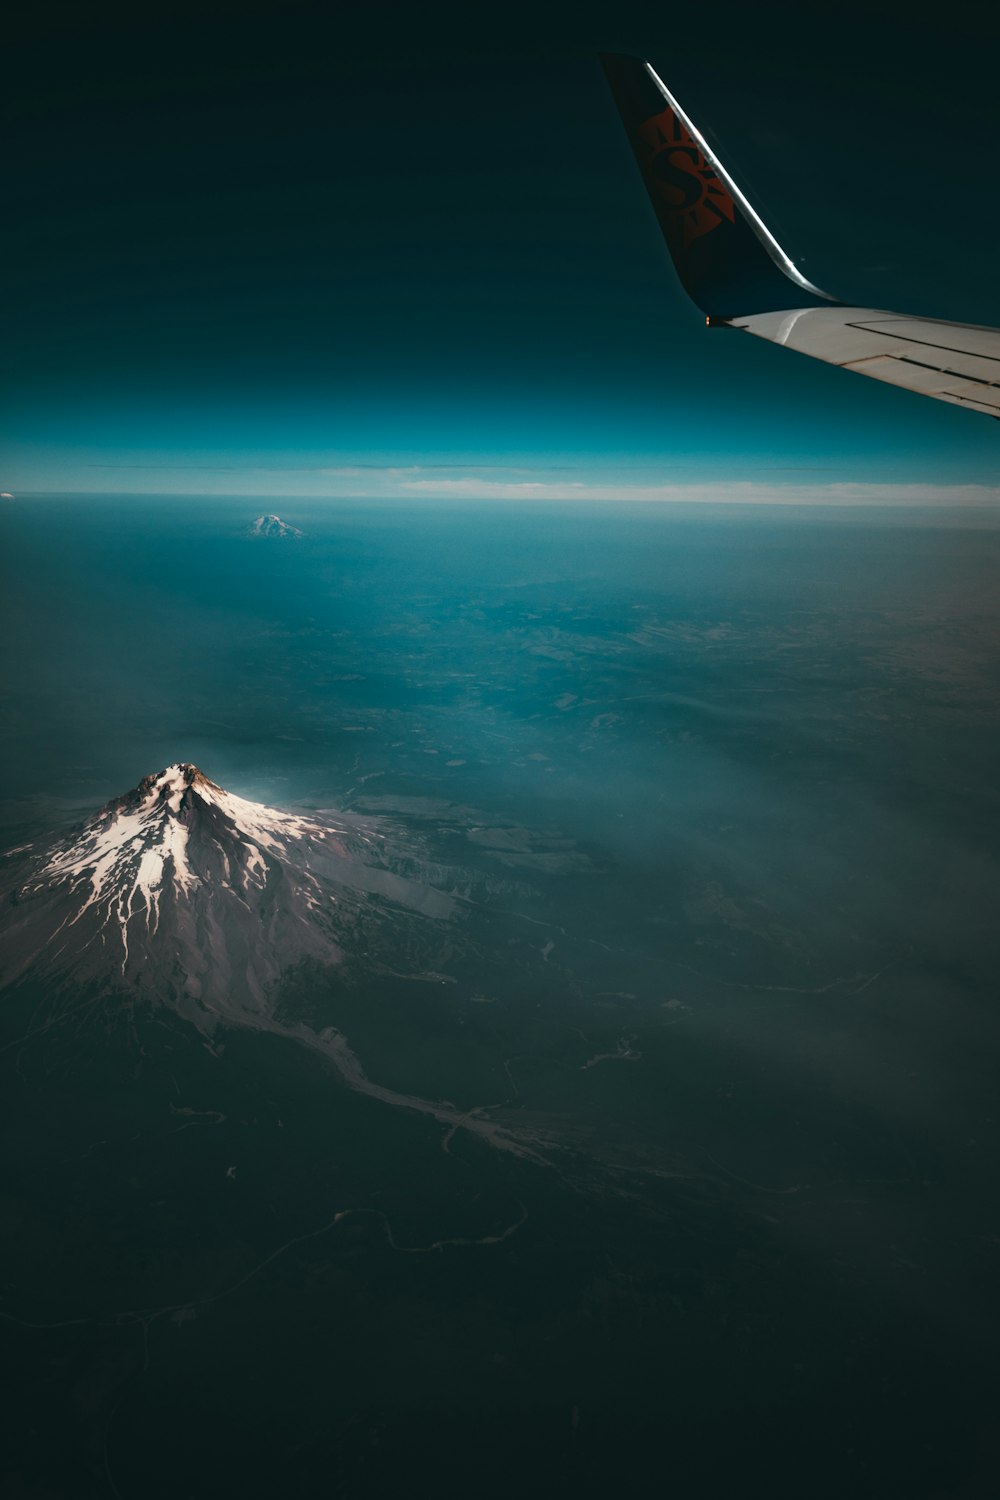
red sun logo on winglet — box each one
[636,106,736,246]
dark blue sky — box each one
[4,0,1000,498]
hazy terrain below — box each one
[3,495,1000,1497]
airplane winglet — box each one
[600,54,837,320]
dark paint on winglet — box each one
[600,53,838,320]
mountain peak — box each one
[3,765,359,1012]
[2,763,458,1022]
[247,514,303,538]
[134,761,213,807]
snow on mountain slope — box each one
[247,514,303,538]
[1,764,453,1021]
[0,764,550,1162]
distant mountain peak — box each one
[247,513,303,538]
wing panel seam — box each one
[845,321,1000,366]
[895,356,999,389]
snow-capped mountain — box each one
[247,513,303,538]
[0,764,455,1021]
[0,766,551,1162]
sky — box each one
[4,0,1000,502]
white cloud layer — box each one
[7,445,1000,508]
[399,477,1000,506]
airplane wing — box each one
[600,54,1000,420]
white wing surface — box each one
[732,307,1000,419]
